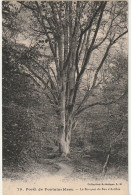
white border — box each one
[0,1,129,195]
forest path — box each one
[3,159,128,195]
[3,158,75,182]
[3,159,77,195]
[54,161,74,177]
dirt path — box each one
[3,159,75,182]
[3,160,76,195]
[3,160,128,195]
[54,161,74,177]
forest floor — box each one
[2,155,128,195]
[3,154,128,182]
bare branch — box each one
[15,70,46,90]
[35,2,56,58]
[22,62,58,104]
[48,2,60,29]
[31,27,52,35]
[49,66,59,88]
[91,43,111,90]
[75,88,127,116]
[82,2,106,35]
[31,57,57,92]
[92,30,110,51]
[74,3,106,75]
[16,70,56,105]
[18,2,36,11]
[111,30,128,45]
[72,3,107,106]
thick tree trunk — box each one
[58,118,73,156]
[59,129,71,156]
[57,6,77,156]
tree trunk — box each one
[58,117,73,156]
[102,147,111,175]
[59,128,71,156]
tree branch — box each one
[35,2,56,59]
[76,29,128,111]
[82,2,105,35]
[16,70,56,105]
[72,3,107,106]
[18,2,36,11]
[111,30,128,45]
[23,63,58,105]
[91,43,111,90]
[74,2,105,75]
[75,88,127,116]
[31,57,57,92]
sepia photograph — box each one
[2,1,128,194]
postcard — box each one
[2,1,128,194]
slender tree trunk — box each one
[102,147,111,175]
